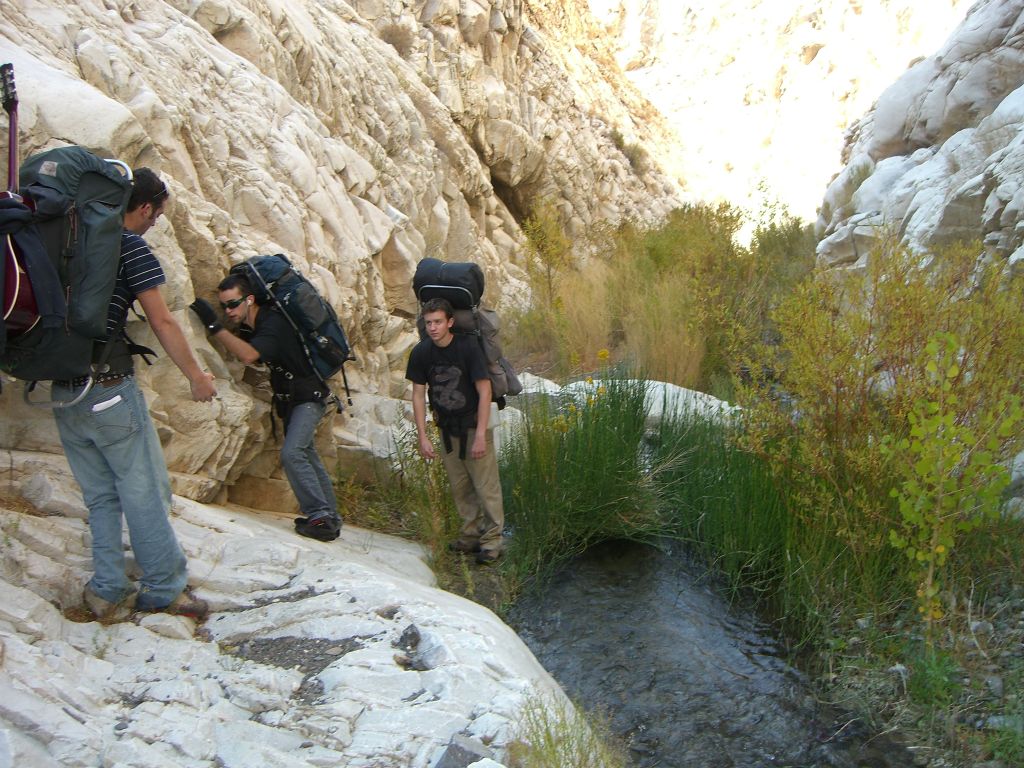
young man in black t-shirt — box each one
[190,275,342,541]
[405,298,504,564]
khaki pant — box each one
[440,427,505,554]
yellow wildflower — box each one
[597,348,610,361]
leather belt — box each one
[54,372,132,389]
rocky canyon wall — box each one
[573,0,974,220]
[817,0,1024,269]
[0,0,681,509]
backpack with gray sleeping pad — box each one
[412,257,522,408]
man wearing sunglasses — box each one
[189,274,342,542]
[54,169,217,623]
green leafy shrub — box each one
[907,645,961,710]
[739,237,1024,639]
[608,127,626,153]
[882,333,1021,638]
[622,142,648,172]
[507,201,815,389]
[522,197,573,313]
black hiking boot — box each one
[447,539,481,554]
[295,516,342,542]
[475,549,502,565]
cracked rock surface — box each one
[0,475,562,767]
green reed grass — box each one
[500,375,671,593]
[339,420,462,579]
[650,411,787,592]
[499,376,906,643]
[648,405,906,645]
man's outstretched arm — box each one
[137,287,216,402]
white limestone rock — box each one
[0,0,681,506]
[561,378,739,423]
[0,496,562,767]
[580,0,975,219]
[818,0,1024,267]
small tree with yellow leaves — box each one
[523,197,573,312]
[882,333,1022,642]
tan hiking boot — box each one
[83,585,136,622]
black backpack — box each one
[230,254,354,409]
[412,257,522,408]
[1,145,133,406]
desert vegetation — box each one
[343,204,1024,766]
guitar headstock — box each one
[1,64,16,116]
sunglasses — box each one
[220,297,247,310]
[150,184,169,205]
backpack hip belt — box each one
[270,364,328,403]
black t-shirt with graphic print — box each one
[405,333,489,427]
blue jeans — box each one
[53,377,187,610]
[281,401,338,522]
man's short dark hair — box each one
[128,168,169,213]
[218,273,254,296]
[421,297,454,319]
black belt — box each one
[54,372,133,389]
[273,392,326,402]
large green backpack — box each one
[0,146,132,395]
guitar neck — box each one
[1,62,18,195]
[6,107,16,194]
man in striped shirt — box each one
[52,168,217,622]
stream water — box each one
[507,539,913,768]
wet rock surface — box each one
[222,635,368,705]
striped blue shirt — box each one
[107,231,165,335]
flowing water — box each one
[508,540,912,768]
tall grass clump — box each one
[507,695,628,768]
[338,420,462,580]
[500,374,671,593]
[649,408,790,602]
[738,236,1024,643]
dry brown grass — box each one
[0,492,45,517]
